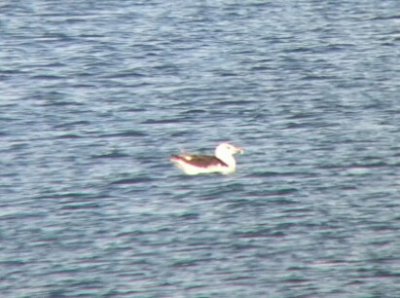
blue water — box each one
[1,1,400,297]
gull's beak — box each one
[236,147,244,154]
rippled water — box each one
[2,1,400,297]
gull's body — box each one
[170,143,244,175]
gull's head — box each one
[215,143,244,157]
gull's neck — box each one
[215,151,236,169]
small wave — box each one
[92,151,130,159]
[110,176,153,185]
[60,202,100,210]
[234,227,285,239]
[142,118,183,124]
[101,130,147,138]
[55,133,83,139]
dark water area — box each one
[1,1,400,297]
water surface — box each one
[1,1,400,297]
